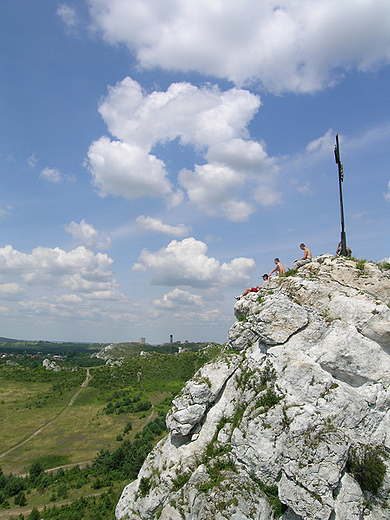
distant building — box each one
[139,337,146,345]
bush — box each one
[355,259,366,271]
[347,443,387,495]
[250,473,287,518]
[14,490,27,506]
[378,261,390,271]
[135,400,151,412]
[29,460,44,482]
[172,472,191,491]
[139,477,151,497]
[283,268,297,277]
[256,388,281,411]
[57,483,68,499]
[123,421,133,435]
[27,508,40,520]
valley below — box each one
[0,340,219,519]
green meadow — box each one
[0,343,222,519]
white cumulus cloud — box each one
[152,288,203,310]
[179,163,254,221]
[206,139,272,175]
[40,167,63,183]
[65,219,111,249]
[87,137,176,201]
[0,283,25,301]
[136,216,191,237]
[87,77,278,217]
[88,0,390,93]
[132,237,255,288]
[98,79,260,147]
[0,244,124,300]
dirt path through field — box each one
[68,368,91,405]
[0,369,92,460]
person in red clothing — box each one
[235,274,268,300]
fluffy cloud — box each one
[206,139,271,175]
[136,215,190,237]
[65,219,111,249]
[179,164,254,221]
[306,130,335,156]
[86,77,278,217]
[87,137,177,201]
[132,237,255,288]
[0,283,25,301]
[88,0,390,93]
[0,244,124,300]
[39,167,75,184]
[152,288,203,310]
[98,79,260,147]
[0,242,131,333]
[253,184,282,206]
[40,167,63,183]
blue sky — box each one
[1,0,390,344]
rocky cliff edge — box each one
[116,255,390,520]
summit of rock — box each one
[115,255,390,520]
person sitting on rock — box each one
[294,243,312,270]
[336,241,352,257]
[269,258,285,277]
[235,274,268,300]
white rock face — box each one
[42,358,61,371]
[116,256,390,520]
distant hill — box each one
[0,338,211,357]
[94,341,211,361]
[0,339,107,355]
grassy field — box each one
[0,344,223,518]
[0,376,170,475]
[0,380,80,456]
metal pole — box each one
[334,134,347,256]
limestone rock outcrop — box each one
[116,256,390,520]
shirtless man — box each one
[294,243,312,269]
[269,258,285,277]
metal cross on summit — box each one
[334,133,348,256]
